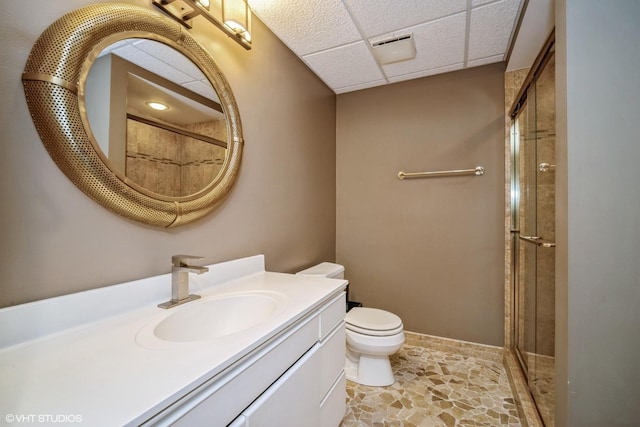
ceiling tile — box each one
[102,40,215,100]
[302,41,385,90]
[467,54,504,68]
[344,0,467,37]
[248,0,361,55]
[472,0,498,6]
[334,79,388,94]
[468,0,521,61]
[111,45,195,85]
[387,63,465,84]
[182,80,220,101]
[133,39,206,82]
[247,0,525,93]
[374,13,467,79]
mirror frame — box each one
[22,3,243,228]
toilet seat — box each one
[345,307,403,337]
[346,323,404,337]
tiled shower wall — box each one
[126,119,227,197]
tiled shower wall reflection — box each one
[503,52,556,427]
[505,58,556,359]
[504,68,546,427]
[504,67,529,349]
[516,55,556,362]
[126,119,227,197]
[524,54,556,427]
[533,55,556,359]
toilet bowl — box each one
[344,307,405,386]
[296,263,405,387]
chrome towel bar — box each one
[397,166,485,180]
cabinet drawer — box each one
[320,371,346,427]
[228,415,246,427]
[319,292,346,339]
[170,316,319,427]
[320,321,345,397]
[242,345,321,427]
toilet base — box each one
[345,349,396,386]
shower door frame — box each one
[508,30,556,426]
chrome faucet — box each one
[158,255,209,309]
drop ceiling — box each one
[97,39,224,124]
[247,0,525,94]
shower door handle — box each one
[519,235,556,248]
[539,163,556,173]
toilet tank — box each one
[296,262,345,279]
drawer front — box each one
[319,292,346,339]
[169,316,319,427]
[320,321,345,397]
[228,415,246,427]
[242,345,321,427]
[320,371,346,427]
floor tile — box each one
[341,344,522,426]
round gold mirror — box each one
[22,3,243,228]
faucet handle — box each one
[172,255,206,267]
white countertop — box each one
[0,255,346,426]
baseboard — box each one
[404,331,504,363]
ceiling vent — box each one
[371,34,416,65]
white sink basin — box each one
[137,291,286,346]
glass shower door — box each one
[512,51,556,426]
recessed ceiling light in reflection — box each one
[146,101,169,111]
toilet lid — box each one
[345,307,403,336]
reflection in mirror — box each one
[85,38,228,198]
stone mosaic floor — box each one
[340,344,522,426]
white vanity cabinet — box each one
[0,256,348,427]
[239,343,321,426]
[164,292,346,427]
[318,294,347,427]
[319,324,347,427]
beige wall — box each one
[336,64,506,346]
[0,0,336,307]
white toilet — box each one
[297,262,405,387]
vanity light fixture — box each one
[152,0,252,50]
[146,101,169,111]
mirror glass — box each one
[84,38,228,198]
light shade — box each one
[152,0,252,50]
[223,0,251,43]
